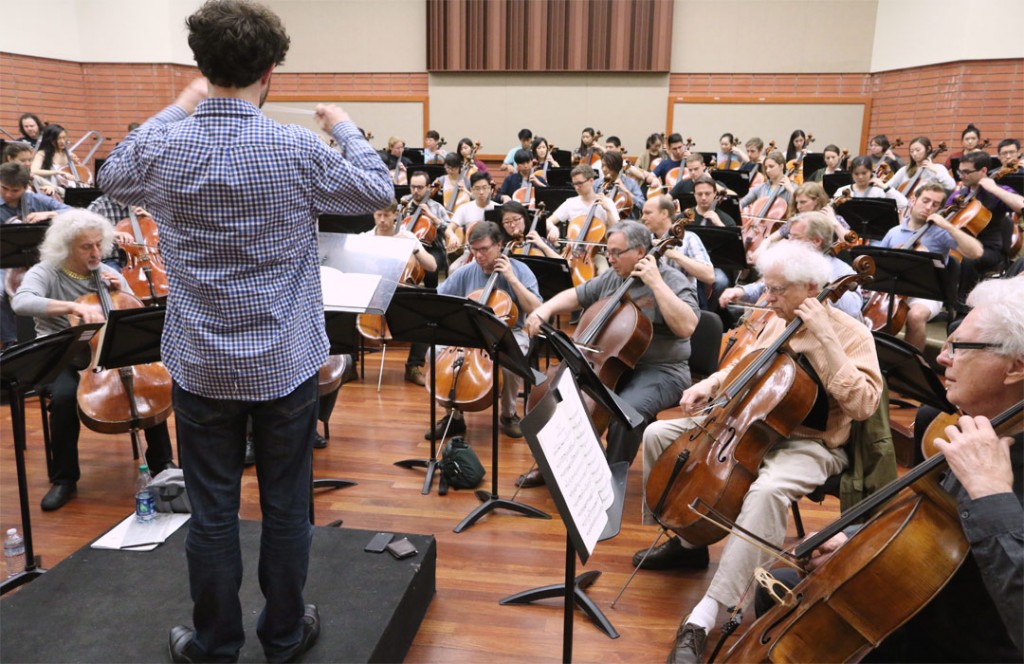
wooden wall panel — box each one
[426,0,673,72]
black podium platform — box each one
[0,520,436,663]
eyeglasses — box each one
[940,340,1001,358]
[502,215,524,225]
[764,283,791,297]
[571,178,592,187]
[606,247,637,259]
[957,168,977,176]
[469,243,497,254]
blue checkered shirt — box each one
[99,99,393,400]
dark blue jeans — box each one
[173,374,318,662]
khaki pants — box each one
[641,418,848,608]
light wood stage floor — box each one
[1,345,852,662]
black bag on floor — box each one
[439,436,485,495]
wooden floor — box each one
[1,346,852,662]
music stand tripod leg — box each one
[394,344,440,495]
[1,384,47,595]
[453,351,550,533]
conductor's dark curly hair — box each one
[186,0,290,88]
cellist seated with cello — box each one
[876,182,982,351]
[638,240,882,664]
[11,209,176,511]
[519,220,700,487]
[546,165,620,273]
[753,276,1023,663]
[947,150,1024,297]
[424,221,542,441]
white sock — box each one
[685,595,721,632]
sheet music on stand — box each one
[525,367,615,563]
[318,232,413,313]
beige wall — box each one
[270,0,426,73]
[672,102,867,156]
[428,73,669,158]
[671,0,878,73]
[0,0,424,71]
[871,0,1024,72]
[262,100,423,152]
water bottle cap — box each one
[6,528,16,536]
[139,464,149,472]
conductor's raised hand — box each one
[314,104,351,133]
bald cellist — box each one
[752,276,1023,663]
[637,240,882,664]
[519,220,699,487]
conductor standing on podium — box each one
[99,1,393,661]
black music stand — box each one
[709,169,750,199]
[850,246,950,334]
[835,199,899,242]
[999,173,1023,195]
[401,148,426,164]
[698,151,717,168]
[0,323,103,595]
[318,214,375,234]
[386,291,491,494]
[1,223,48,269]
[503,349,636,645]
[62,188,104,208]
[873,331,954,413]
[514,255,574,303]
[687,226,747,272]
[823,172,854,197]
[535,187,574,213]
[452,308,550,533]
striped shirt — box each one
[709,304,881,448]
[99,99,393,400]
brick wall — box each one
[0,53,427,163]
[669,59,1024,155]
[3,51,1019,168]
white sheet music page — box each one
[319,266,380,311]
[534,369,614,555]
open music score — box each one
[317,232,414,313]
[531,369,614,557]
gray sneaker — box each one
[499,414,523,438]
[668,622,707,664]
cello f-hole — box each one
[716,427,737,463]
[760,593,804,645]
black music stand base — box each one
[453,352,550,533]
[393,457,440,496]
[500,567,619,641]
[454,490,550,533]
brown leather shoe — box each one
[632,537,709,570]
[405,365,426,386]
[668,622,707,664]
[515,467,545,488]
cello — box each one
[896,142,948,196]
[70,271,173,435]
[512,203,550,257]
[561,200,606,287]
[427,136,447,165]
[741,182,789,264]
[115,208,169,303]
[427,239,521,413]
[527,223,686,433]
[663,137,695,190]
[948,159,1019,237]
[578,130,604,168]
[400,181,441,245]
[785,133,815,186]
[721,400,1023,663]
[645,258,874,548]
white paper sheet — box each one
[320,266,381,311]
[533,370,614,555]
[90,512,191,551]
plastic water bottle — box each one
[135,465,156,523]
[4,528,25,578]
